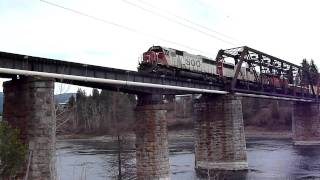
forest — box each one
[56,89,137,135]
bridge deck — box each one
[0,50,315,102]
[0,51,225,95]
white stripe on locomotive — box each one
[159,45,257,81]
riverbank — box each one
[57,127,292,142]
[245,126,292,139]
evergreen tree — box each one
[300,59,319,86]
[75,89,88,132]
[67,95,75,107]
[92,88,100,101]
[0,122,27,178]
[310,59,319,85]
[301,58,310,85]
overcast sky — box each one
[0,0,319,93]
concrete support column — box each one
[194,94,248,171]
[3,76,56,180]
[293,102,320,145]
[135,94,170,180]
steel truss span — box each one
[216,46,317,101]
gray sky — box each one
[0,0,319,93]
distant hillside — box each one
[0,92,75,113]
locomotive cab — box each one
[139,46,168,72]
[143,46,166,64]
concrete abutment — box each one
[3,76,56,180]
[135,94,170,180]
[293,102,320,145]
[194,94,248,172]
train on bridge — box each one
[139,45,255,81]
[139,45,317,96]
[0,44,316,100]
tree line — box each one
[57,89,137,135]
[301,59,318,85]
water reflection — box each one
[56,137,320,180]
[196,169,248,180]
[292,146,320,179]
[246,138,320,180]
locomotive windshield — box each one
[148,46,163,52]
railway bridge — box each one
[0,46,319,180]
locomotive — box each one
[138,45,255,81]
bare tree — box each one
[56,88,137,178]
[108,91,136,180]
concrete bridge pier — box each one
[194,94,248,172]
[135,94,170,180]
[293,102,320,145]
[3,76,56,180]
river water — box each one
[56,136,320,180]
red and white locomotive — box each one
[139,45,255,82]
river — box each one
[56,135,320,180]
